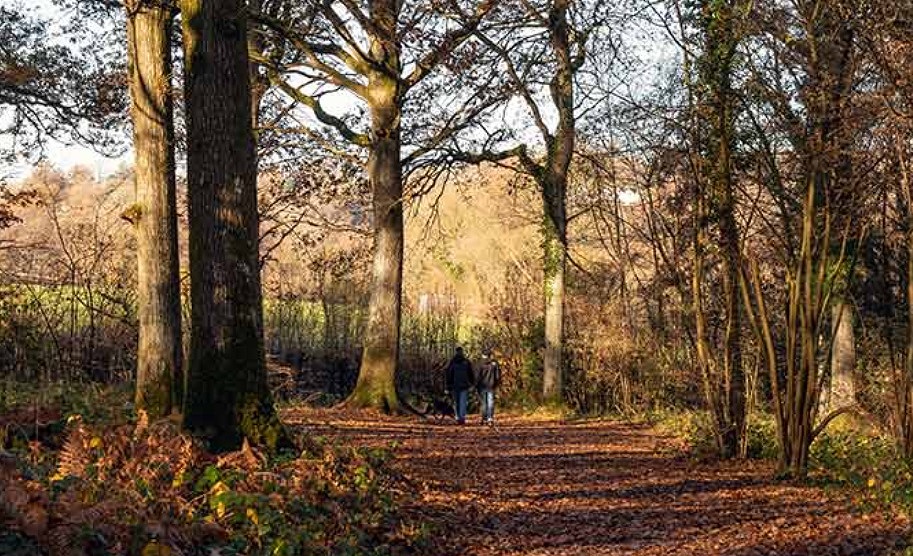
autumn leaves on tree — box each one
[125,0,604,433]
[115,0,913,480]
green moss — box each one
[347,384,400,414]
[541,218,565,305]
[135,362,173,419]
[346,373,400,414]
[120,203,144,225]
[347,342,401,413]
[183,344,293,454]
[238,396,295,453]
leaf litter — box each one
[289,408,911,556]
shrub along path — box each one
[287,409,911,555]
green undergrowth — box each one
[648,408,778,461]
[0,380,134,424]
[520,402,574,421]
[650,409,913,517]
[808,416,913,516]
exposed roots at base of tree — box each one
[339,389,426,418]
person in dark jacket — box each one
[476,349,501,425]
[445,346,474,424]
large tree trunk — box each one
[541,176,567,402]
[348,1,403,413]
[540,0,574,403]
[716,94,746,458]
[348,129,403,412]
[180,0,289,452]
[126,0,182,419]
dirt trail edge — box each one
[285,410,910,556]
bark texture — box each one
[541,178,567,402]
[127,0,182,418]
[180,0,289,452]
[539,0,574,403]
[348,0,404,412]
[247,0,268,132]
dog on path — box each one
[423,398,456,421]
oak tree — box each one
[179,0,291,451]
[252,0,498,412]
[124,0,183,418]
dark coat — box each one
[446,355,474,391]
[476,359,501,390]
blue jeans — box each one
[452,389,469,422]
[479,389,495,422]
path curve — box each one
[287,410,910,555]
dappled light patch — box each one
[293,409,911,555]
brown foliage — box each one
[0,413,423,554]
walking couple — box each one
[445,346,501,425]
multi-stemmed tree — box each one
[740,0,867,477]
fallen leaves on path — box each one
[286,408,911,555]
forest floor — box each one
[286,408,912,556]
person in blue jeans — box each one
[445,346,474,425]
[476,350,501,425]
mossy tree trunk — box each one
[126,0,182,419]
[179,0,290,452]
[711,21,746,456]
[689,0,747,459]
[347,1,403,413]
[539,0,575,403]
[541,173,568,403]
[253,0,493,413]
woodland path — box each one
[286,409,911,556]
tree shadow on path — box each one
[285,410,910,555]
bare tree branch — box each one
[266,71,371,147]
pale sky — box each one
[16,142,130,179]
[10,0,670,192]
